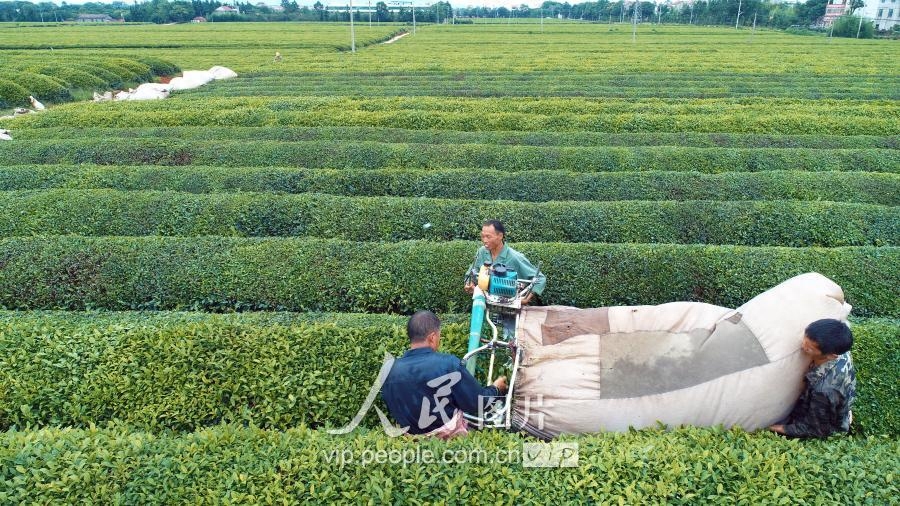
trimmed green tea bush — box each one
[200,70,900,99]
[0,57,180,107]
[0,311,894,434]
[8,71,70,102]
[0,425,896,503]
[8,126,898,149]
[92,58,152,83]
[0,190,896,247]
[0,79,30,108]
[0,312,422,431]
[66,63,125,89]
[0,139,896,173]
[23,65,106,90]
[0,237,895,316]
[6,95,898,134]
[851,318,900,437]
[1,166,897,206]
[135,56,181,77]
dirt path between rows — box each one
[383,32,410,44]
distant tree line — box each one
[0,0,210,23]
[463,0,860,31]
[0,0,880,35]
[0,0,451,23]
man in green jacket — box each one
[768,318,856,438]
[464,220,546,305]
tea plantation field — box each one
[0,22,898,503]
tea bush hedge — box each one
[850,318,900,437]
[0,57,180,107]
[0,311,894,435]
[8,72,69,102]
[0,139,896,173]
[0,425,896,504]
[90,58,152,84]
[0,237,895,316]
[65,63,126,89]
[6,95,897,134]
[0,312,420,431]
[135,56,181,77]
[2,166,897,205]
[9,126,898,149]
[200,70,900,99]
[1,190,896,247]
[22,65,106,90]
[0,78,28,108]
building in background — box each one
[76,14,115,23]
[213,5,241,15]
[822,0,851,25]
[859,0,899,30]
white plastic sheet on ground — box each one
[126,82,171,101]
[118,66,238,99]
[208,66,238,80]
[169,70,215,91]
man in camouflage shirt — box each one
[769,318,856,438]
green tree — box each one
[280,0,299,13]
[639,1,654,20]
[831,14,874,38]
[313,0,325,20]
[769,4,798,28]
[795,0,828,26]
[169,1,193,21]
[432,1,451,22]
[375,1,389,21]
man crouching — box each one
[381,310,508,439]
[769,318,856,438]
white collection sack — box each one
[511,272,852,437]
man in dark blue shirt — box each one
[381,310,508,438]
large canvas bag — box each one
[511,273,852,438]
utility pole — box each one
[856,15,863,38]
[349,0,355,52]
[735,0,742,28]
[632,0,638,42]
